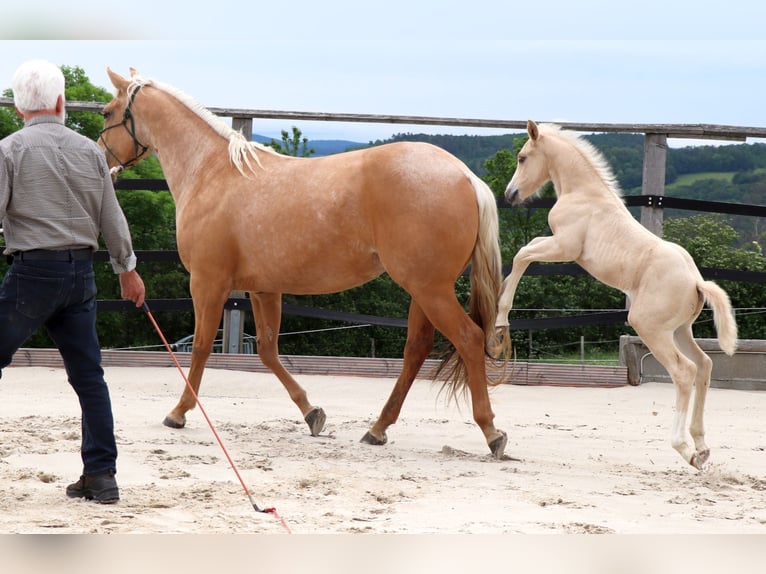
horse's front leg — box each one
[250,292,325,436]
[163,285,229,428]
[495,235,568,328]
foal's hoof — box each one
[488,430,508,459]
[691,449,710,470]
[360,430,387,446]
[304,407,326,437]
[162,414,186,429]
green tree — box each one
[60,65,113,140]
[483,141,555,261]
[0,88,22,138]
[95,189,193,350]
[0,104,17,139]
[279,276,411,358]
[267,126,316,157]
[664,214,766,340]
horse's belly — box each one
[235,250,385,295]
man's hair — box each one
[11,60,65,114]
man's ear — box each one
[55,94,64,117]
[14,107,23,119]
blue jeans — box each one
[0,257,117,476]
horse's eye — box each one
[518,156,526,164]
[102,110,111,120]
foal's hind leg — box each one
[637,327,700,468]
[362,300,434,446]
[250,293,325,436]
[675,325,714,468]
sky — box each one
[1,1,766,146]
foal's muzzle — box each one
[504,187,522,206]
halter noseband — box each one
[99,83,150,174]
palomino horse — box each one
[99,68,512,457]
[495,120,738,470]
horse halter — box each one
[99,83,150,174]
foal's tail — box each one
[436,173,513,399]
[698,280,738,356]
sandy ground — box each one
[1,364,765,539]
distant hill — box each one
[252,134,365,156]
[253,129,766,204]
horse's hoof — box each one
[360,430,387,446]
[162,415,185,429]
[304,407,326,437]
[691,449,710,470]
[488,430,508,459]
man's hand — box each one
[119,269,146,308]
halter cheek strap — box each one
[99,83,150,172]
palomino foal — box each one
[496,120,738,470]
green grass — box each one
[527,350,621,366]
[667,171,733,189]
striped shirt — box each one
[0,115,136,273]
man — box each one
[0,60,146,504]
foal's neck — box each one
[549,140,617,200]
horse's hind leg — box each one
[675,324,713,468]
[362,300,434,446]
[251,293,325,436]
[417,287,506,457]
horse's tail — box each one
[436,172,513,400]
[698,280,738,356]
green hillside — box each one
[371,131,766,203]
[668,172,734,188]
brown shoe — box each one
[66,471,119,504]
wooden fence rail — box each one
[5,96,766,139]
[2,96,765,350]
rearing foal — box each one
[495,120,738,470]
[99,68,512,457]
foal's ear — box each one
[527,120,539,141]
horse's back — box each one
[181,140,483,294]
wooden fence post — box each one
[221,117,253,353]
[624,132,669,314]
[640,133,667,237]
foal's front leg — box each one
[495,235,574,328]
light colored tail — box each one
[436,173,512,397]
[470,173,513,362]
[699,280,738,355]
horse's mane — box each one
[127,75,279,176]
[538,123,623,197]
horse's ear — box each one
[527,120,539,141]
[106,67,130,91]
[129,67,139,78]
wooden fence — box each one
[1,97,765,387]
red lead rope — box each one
[142,303,292,534]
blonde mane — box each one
[538,123,623,197]
[127,75,278,176]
